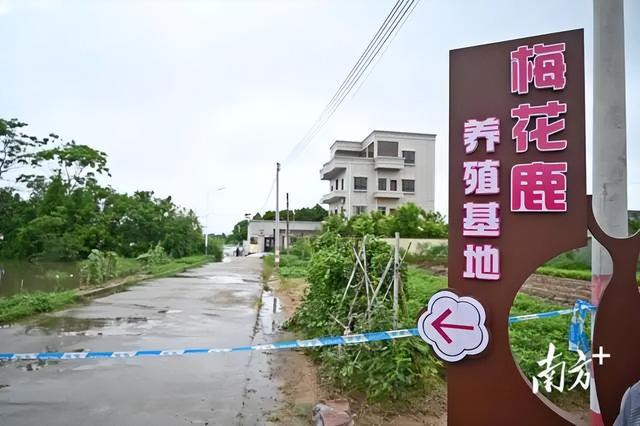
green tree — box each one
[22,141,110,190]
[0,118,205,261]
[385,203,448,238]
[0,118,50,182]
[227,220,248,244]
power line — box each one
[285,0,409,163]
[256,0,420,217]
[259,176,277,213]
[284,0,418,164]
[349,0,419,98]
[292,0,417,157]
[315,0,405,129]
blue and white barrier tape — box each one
[0,305,595,362]
[0,329,420,361]
[509,300,595,324]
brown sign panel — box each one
[448,29,586,424]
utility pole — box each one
[275,162,281,268]
[393,232,400,328]
[204,192,209,256]
[591,1,627,424]
[286,192,290,250]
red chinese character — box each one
[511,162,567,212]
[463,244,500,280]
[464,117,500,154]
[511,101,567,153]
[511,42,567,95]
[463,202,500,237]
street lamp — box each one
[204,186,226,256]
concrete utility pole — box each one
[203,186,226,256]
[205,192,209,256]
[591,0,627,424]
[393,232,400,328]
[275,162,281,268]
[286,192,290,250]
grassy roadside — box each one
[275,246,589,409]
[536,265,640,284]
[0,254,215,325]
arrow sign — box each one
[417,290,489,362]
[431,308,475,343]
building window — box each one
[389,208,396,215]
[402,150,415,164]
[341,179,344,190]
[354,206,367,215]
[335,179,339,190]
[378,206,386,214]
[402,179,415,192]
[377,140,399,157]
[367,143,374,158]
[330,184,333,191]
[250,237,258,244]
[354,177,367,191]
[378,178,387,191]
[390,179,397,191]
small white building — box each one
[245,220,323,254]
[320,130,436,217]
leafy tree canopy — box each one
[0,118,204,261]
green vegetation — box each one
[0,291,78,324]
[323,203,448,238]
[536,266,592,281]
[286,232,442,402]
[544,250,590,270]
[280,232,588,405]
[405,267,587,401]
[0,118,205,262]
[404,242,448,266]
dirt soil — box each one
[272,277,447,425]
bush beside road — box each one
[273,236,589,416]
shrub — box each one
[287,231,442,402]
[80,249,120,285]
[136,244,169,267]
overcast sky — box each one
[1,0,638,234]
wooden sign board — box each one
[448,29,586,425]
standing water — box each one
[0,260,80,297]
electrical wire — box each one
[257,0,420,215]
[284,0,418,164]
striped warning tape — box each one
[0,303,595,362]
[0,329,419,361]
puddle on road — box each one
[206,275,243,284]
[257,291,282,336]
[20,315,153,337]
[236,290,284,423]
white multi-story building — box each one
[320,130,435,217]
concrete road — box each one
[0,257,281,426]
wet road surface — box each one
[0,257,282,425]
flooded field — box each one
[0,260,80,297]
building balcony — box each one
[320,157,347,180]
[373,190,403,199]
[374,156,405,170]
[320,190,347,204]
[320,156,372,180]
